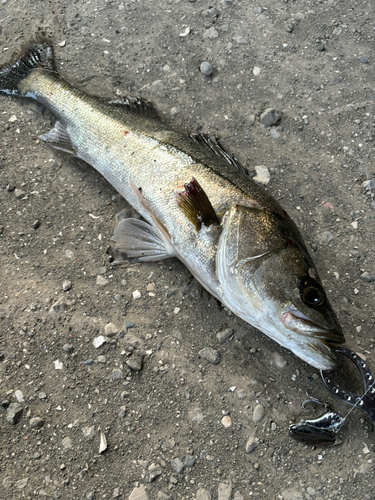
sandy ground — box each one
[1,0,375,499]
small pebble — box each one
[253,66,261,76]
[113,487,121,498]
[200,61,213,76]
[87,493,95,500]
[360,56,369,64]
[63,344,74,353]
[216,328,233,343]
[124,320,136,331]
[97,355,106,363]
[233,34,248,44]
[126,354,143,371]
[272,352,287,368]
[38,392,47,400]
[62,280,72,291]
[118,406,126,418]
[253,165,270,185]
[29,416,44,429]
[14,188,26,198]
[253,404,265,423]
[82,426,96,440]
[93,335,107,348]
[221,415,232,428]
[16,478,28,490]
[80,359,94,366]
[112,368,124,380]
[7,403,23,425]
[96,275,108,286]
[203,27,219,39]
[171,457,184,474]
[218,483,232,500]
[170,107,180,117]
[184,454,196,467]
[32,220,41,229]
[316,231,333,245]
[105,322,119,337]
[133,290,141,299]
[54,359,63,370]
[316,43,325,51]
[260,108,280,127]
[61,437,72,449]
[129,485,148,500]
[245,435,259,453]
[14,390,24,403]
[198,346,221,364]
[195,489,212,500]
[65,250,74,259]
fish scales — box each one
[0,40,345,369]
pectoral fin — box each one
[176,177,219,230]
[40,121,77,155]
[108,218,175,263]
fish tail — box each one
[0,37,55,96]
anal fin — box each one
[40,121,77,155]
[108,218,175,264]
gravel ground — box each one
[1,1,375,499]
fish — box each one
[0,39,345,369]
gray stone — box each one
[260,108,281,127]
[360,56,369,64]
[148,463,163,482]
[30,416,45,429]
[200,62,213,76]
[2,477,11,489]
[87,493,95,500]
[14,390,24,402]
[273,352,287,368]
[16,478,28,489]
[362,179,375,191]
[233,492,244,500]
[171,457,184,473]
[203,27,219,39]
[316,231,333,245]
[62,436,72,449]
[245,435,259,453]
[96,275,108,286]
[306,487,315,496]
[195,489,211,500]
[62,280,72,291]
[233,34,248,44]
[129,485,148,500]
[97,355,106,363]
[7,402,23,424]
[124,320,136,331]
[38,392,47,399]
[112,369,124,380]
[113,487,121,498]
[80,359,94,366]
[184,454,196,467]
[63,343,74,353]
[198,346,221,364]
[14,188,26,198]
[253,404,265,423]
[53,492,62,500]
[216,328,233,343]
[281,488,303,500]
[118,406,126,418]
[360,272,372,282]
[82,426,96,440]
[218,483,232,500]
[105,322,119,337]
[126,354,143,371]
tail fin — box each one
[0,38,55,96]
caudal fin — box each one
[0,38,55,96]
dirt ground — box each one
[1,0,375,499]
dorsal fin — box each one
[190,133,249,176]
[108,96,160,120]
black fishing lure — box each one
[290,348,375,447]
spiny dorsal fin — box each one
[108,96,160,120]
[176,177,219,230]
[190,133,249,176]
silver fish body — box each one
[0,40,344,369]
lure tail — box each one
[0,38,54,96]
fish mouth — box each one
[281,307,344,369]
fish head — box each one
[217,205,344,370]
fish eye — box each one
[301,282,325,307]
